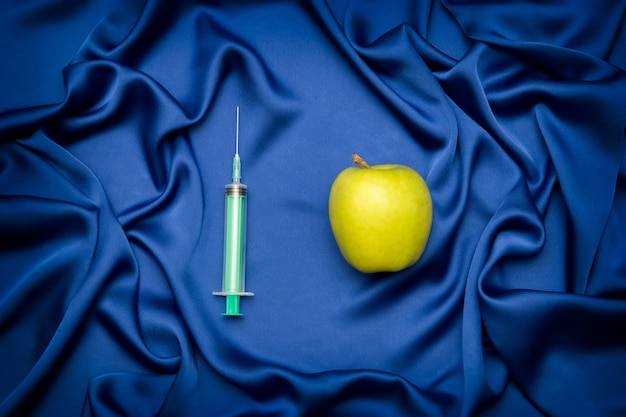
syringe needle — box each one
[235,106,240,156]
[232,107,242,183]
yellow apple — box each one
[328,154,432,273]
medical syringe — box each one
[213,106,253,316]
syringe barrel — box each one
[222,182,248,294]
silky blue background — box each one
[1,0,626,416]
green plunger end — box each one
[223,294,243,316]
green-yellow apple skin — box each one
[328,162,432,273]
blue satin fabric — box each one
[1,0,625,416]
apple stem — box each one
[352,154,370,169]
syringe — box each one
[213,106,253,316]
